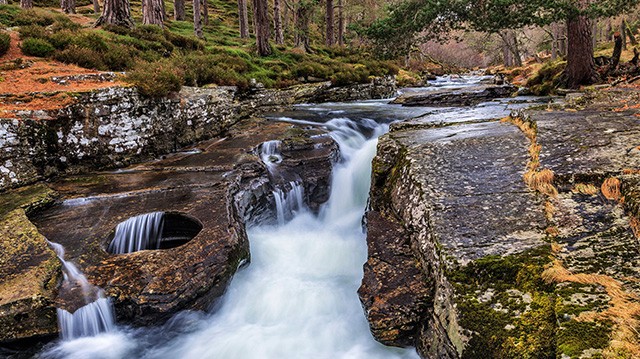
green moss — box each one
[0,184,58,219]
[558,320,612,358]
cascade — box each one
[107,212,165,254]
[260,140,283,174]
[48,241,115,341]
[273,181,306,225]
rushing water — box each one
[38,78,552,359]
[107,212,165,254]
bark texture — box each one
[253,0,271,56]
[20,0,33,9]
[174,0,185,20]
[325,0,334,46]
[564,3,598,89]
[61,0,76,14]
[194,0,203,37]
[274,0,284,44]
[552,22,558,61]
[238,0,250,38]
[94,0,135,28]
[93,0,101,13]
[337,0,343,46]
[142,0,164,27]
[203,0,209,26]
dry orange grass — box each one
[602,177,622,200]
[543,260,640,357]
[545,200,556,221]
[525,168,558,197]
[572,183,599,195]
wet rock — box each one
[0,185,61,344]
[390,85,517,107]
[18,119,337,332]
[362,118,547,357]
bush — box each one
[54,45,105,69]
[11,9,55,26]
[0,32,10,56]
[18,24,46,40]
[20,37,54,57]
[125,59,184,97]
[73,32,109,52]
[47,30,74,50]
[101,44,136,71]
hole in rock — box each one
[106,212,202,254]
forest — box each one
[1,0,640,95]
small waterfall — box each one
[260,140,282,173]
[48,241,115,341]
[107,212,165,254]
[273,181,306,225]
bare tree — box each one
[61,0,76,14]
[143,0,164,27]
[253,0,271,56]
[203,0,209,26]
[238,0,250,38]
[95,0,135,28]
[552,22,558,60]
[194,0,203,37]
[325,0,335,46]
[274,0,284,44]
[20,0,33,9]
[174,0,185,20]
[93,0,101,13]
[337,0,344,46]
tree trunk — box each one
[294,0,311,51]
[337,0,343,46]
[61,0,76,14]
[552,22,558,61]
[174,0,185,20]
[94,0,135,28]
[274,0,284,44]
[622,18,627,50]
[0,0,8,4]
[606,19,612,41]
[238,0,250,38]
[611,31,622,71]
[592,20,597,48]
[253,0,271,56]
[202,0,209,26]
[142,0,164,27]
[194,0,203,37]
[625,19,637,45]
[93,0,101,13]
[325,0,334,46]
[564,5,599,89]
[20,0,33,9]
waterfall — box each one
[273,181,306,225]
[107,212,165,254]
[48,241,116,341]
[260,140,282,173]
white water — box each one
[273,181,306,225]
[107,212,165,254]
[260,140,283,174]
[47,242,116,342]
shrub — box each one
[125,59,184,97]
[11,9,55,26]
[0,32,10,56]
[73,32,109,52]
[21,37,54,57]
[53,45,105,69]
[101,44,136,71]
[18,24,46,40]
[47,30,74,50]
[164,30,204,51]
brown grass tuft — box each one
[525,168,558,196]
[572,183,599,195]
[602,177,622,200]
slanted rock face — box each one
[390,85,517,107]
[362,88,640,358]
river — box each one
[38,77,542,359]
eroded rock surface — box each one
[390,85,517,107]
[362,88,640,358]
[0,118,337,342]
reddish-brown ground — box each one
[0,14,126,118]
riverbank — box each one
[361,86,640,358]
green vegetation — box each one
[0,32,9,56]
[558,320,612,358]
[449,246,557,359]
[525,60,566,95]
[0,5,399,97]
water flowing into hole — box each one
[48,241,115,341]
[273,181,306,225]
[107,212,165,254]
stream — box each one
[38,76,546,359]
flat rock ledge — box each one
[0,118,338,345]
[361,89,640,358]
[390,84,517,107]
